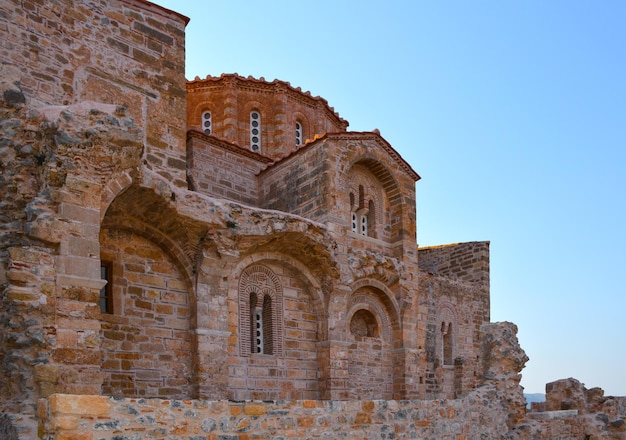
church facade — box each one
[1,0,492,435]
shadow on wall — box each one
[0,413,19,440]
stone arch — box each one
[227,252,326,400]
[345,156,404,242]
[238,264,284,357]
[98,183,205,400]
[438,303,457,366]
[345,282,400,400]
[347,293,392,343]
[99,170,134,222]
[351,278,402,330]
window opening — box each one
[262,295,273,355]
[360,213,368,235]
[442,322,453,365]
[295,121,303,146]
[99,262,113,314]
[202,111,212,135]
[250,111,261,152]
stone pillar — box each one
[223,78,238,143]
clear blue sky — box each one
[154,0,626,396]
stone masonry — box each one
[0,1,624,439]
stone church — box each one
[2,1,623,438]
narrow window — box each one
[351,212,358,233]
[202,111,212,135]
[255,309,263,353]
[295,121,303,146]
[250,111,261,152]
[99,262,113,314]
[262,295,273,355]
[442,322,453,366]
[360,213,368,236]
[250,293,262,353]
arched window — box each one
[442,322,453,366]
[295,121,303,146]
[239,265,283,357]
[250,293,262,353]
[202,111,212,135]
[350,185,371,236]
[250,110,261,152]
[262,294,273,355]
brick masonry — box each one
[1,1,624,439]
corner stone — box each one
[48,394,110,416]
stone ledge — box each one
[528,409,579,420]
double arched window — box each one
[239,265,283,356]
[350,185,376,237]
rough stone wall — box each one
[0,1,188,436]
[0,0,189,188]
[416,242,490,399]
[38,392,516,440]
[36,322,532,440]
[187,74,349,161]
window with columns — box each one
[350,185,376,237]
[239,264,283,356]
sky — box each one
[154,0,626,396]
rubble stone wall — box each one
[38,390,515,440]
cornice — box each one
[187,73,349,129]
[262,132,420,181]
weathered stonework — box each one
[1,1,624,439]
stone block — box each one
[48,394,110,416]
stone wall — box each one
[187,132,271,205]
[418,241,490,285]
[38,389,516,440]
[0,1,189,437]
[258,141,331,220]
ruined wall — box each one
[415,242,490,399]
[36,322,532,440]
[0,1,189,436]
